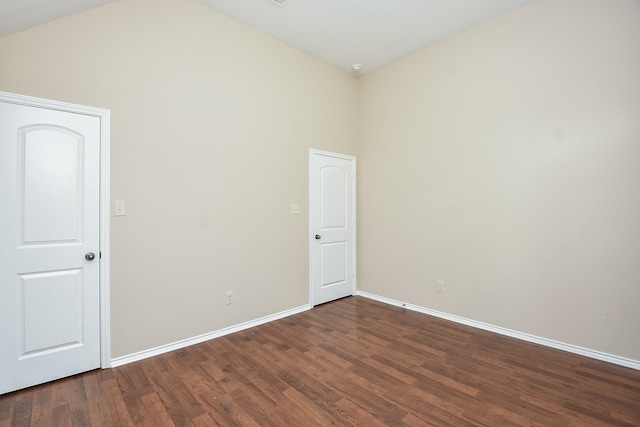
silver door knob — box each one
[85,252,96,261]
[315,234,321,240]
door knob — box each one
[85,252,96,261]
[315,234,321,240]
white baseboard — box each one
[357,291,640,371]
[110,304,311,368]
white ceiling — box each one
[197,0,536,74]
[0,0,536,74]
[0,0,113,38]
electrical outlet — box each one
[226,291,234,305]
[436,281,445,293]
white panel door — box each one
[310,150,355,305]
[0,101,101,394]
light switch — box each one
[291,203,301,215]
[114,200,126,216]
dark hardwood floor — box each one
[1,296,639,426]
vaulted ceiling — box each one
[1,0,536,74]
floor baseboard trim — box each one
[110,304,311,368]
[357,291,640,371]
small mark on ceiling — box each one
[268,0,292,7]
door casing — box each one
[309,149,356,306]
[0,91,111,369]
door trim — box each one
[0,91,111,368]
[309,149,356,306]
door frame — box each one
[309,149,356,306]
[0,91,111,369]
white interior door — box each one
[310,150,356,306]
[0,100,102,394]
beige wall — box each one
[0,0,357,357]
[358,0,640,360]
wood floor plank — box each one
[138,392,175,427]
[101,377,132,426]
[196,390,239,426]
[9,392,33,426]
[27,385,51,427]
[336,397,390,427]
[50,404,71,426]
[84,375,113,426]
[212,389,263,427]
[189,412,216,427]
[1,296,639,426]
[0,391,13,423]
[324,371,409,425]
[281,386,344,426]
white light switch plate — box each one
[114,200,126,216]
[291,203,301,215]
